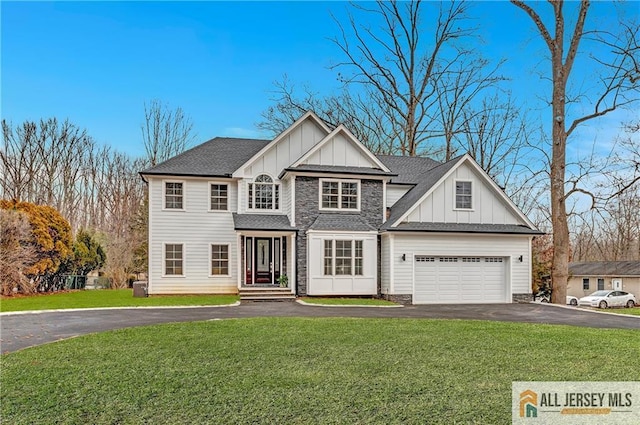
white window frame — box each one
[247,174,280,211]
[209,244,231,277]
[163,243,185,277]
[454,179,474,211]
[319,178,361,211]
[163,180,186,211]
[322,238,364,276]
[209,182,229,212]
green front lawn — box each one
[606,307,640,316]
[300,296,399,306]
[2,318,638,424]
[0,289,238,312]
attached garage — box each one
[413,255,508,304]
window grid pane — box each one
[323,240,333,276]
[165,244,183,275]
[250,175,279,210]
[583,278,590,290]
[335,240,352,275]
[210,184,228,210]
[455,181,472,209]
[354,240,363,276]
[165,182,183,209]
[211,245,229,275]
[341,182,358,209]
[322,181,339,209]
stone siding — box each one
[512,293,533,303]
[294,176,384,296]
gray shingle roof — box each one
[232,213,296,231]
[141,137,269,177]
[383,222,543,235]
[569,261,640,277]
[381,157,462,230]
[309,213,377,232]
[280,164,396,179]
[376,154,442,184]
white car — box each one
[578,290,636,309]
[566,296,578,306]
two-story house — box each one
[140,111,541,304]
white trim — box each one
[162,243,186,278]
[290,233,296,295]
[236,180,242,213]
[388,234,395,294]
[162,179,186,211]
[318,178,361,212]
[306,229,379,235]
[283,170,392,181]
[290,124,391,172]
[391,154,537,229]
[453,179,474,211]
[237,234,242,290]
[232,111,331,178]
[290,174,296,226]
[148,179,153,293]
[209,243,231,278]
[208,181,230,212]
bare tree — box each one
[511,0,639,303]
[142,100,196,167]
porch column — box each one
[290,233,296,295]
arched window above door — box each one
[248,174,280,210]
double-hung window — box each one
[248,175,279,210]
[455,180,472,209]
[210,184,228,211]
[165,244,184,276]
[211,244,229,276]
[320,179,359,210]
[583,278,590,290]
[165,182,184,209]
[323,239,363,276]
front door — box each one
[612,279,623,291]
[255,238,272,283]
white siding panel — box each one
[148,177,238,294]
[386,185,411,207]
[406,163,523,225]
[390,234,531,296]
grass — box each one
[2,318,638,424]
[300,296,399,306]
[0,289,238,312]
[604,307,640,316]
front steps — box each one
[239,286,296,302]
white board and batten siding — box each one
[386,185,411,208]
[307,231,378,295]
[240,118,328,178]
[301,132,380,168]
[406,162,522,225]
[148,177,239,294]
[384,234,531,302]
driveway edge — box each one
[530,301,640,319]
[0,301,241,316]
[296,299,403,308]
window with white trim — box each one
[165,182,184,209]
[455,180,472,209]
[211,244,229,275]
[248,175,279,210]
[323,239,364,276]
[165,244,184,276]
[320,179,359,210]
[210,184,228,211]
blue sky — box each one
[2,1,637,158]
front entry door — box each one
[255,238,272,283]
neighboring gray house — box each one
[140,111,541,304]
[568,261,640,299]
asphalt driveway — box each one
[1,302,638,353]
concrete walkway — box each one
[1,302,638,354]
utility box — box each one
[133,281,148,298]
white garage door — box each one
[414,256,507,304]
